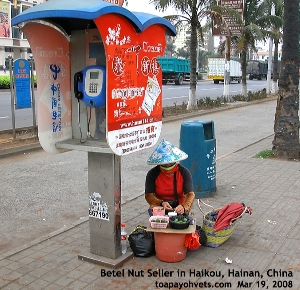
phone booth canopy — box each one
[12,0,176,156]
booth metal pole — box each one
[8,55,16,140]
[29,55,37,135]
[78,152,133,268]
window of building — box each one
[5,47,13,52]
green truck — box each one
[157,57,190,85]
[246,60,268,80]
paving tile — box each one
[26,279,51,290]
[0,135,299,289]
[1,282,23,290]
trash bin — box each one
[179,120,216,198]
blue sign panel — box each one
[14,59,31,109]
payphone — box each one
[74,65,106,108]
[73,29,107,142]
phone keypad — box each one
[89,82,99,94]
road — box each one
[0,98,276,256]
[0,79,267,131]
[162,79,267,107]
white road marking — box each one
[164,96,188,100]
[0,116,9,119]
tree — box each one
[176,47,190,59]
[228,0,282,97]
[175,39,191,59]
[272,0,300,159]
[266,0,284,94]
[150,0,236,110]
[165,35,177,57]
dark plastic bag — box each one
[128,225,155,257]
[196,225,207,246]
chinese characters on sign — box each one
[206,147,216,181]
[102,0,124,6]
[21,22,72,154]
[50,64,62,133]
[13,59,31,109]
[95,14,166,156]
[213,0,243,36]
[89,192,110,221]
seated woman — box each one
[144,139,195,216]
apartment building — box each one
[0,0,44,68]
[174,25,214,52]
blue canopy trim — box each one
[11,0,176,36]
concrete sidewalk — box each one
[0,134,299,290]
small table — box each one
[147,224,196,262]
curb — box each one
[0,97,277,158]
[0,142,42,158]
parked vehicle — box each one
[207,58,241,84]
[246,60,268,80]
[157,57,190,85]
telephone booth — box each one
[12,0,176,268]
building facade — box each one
[0,0,44,69]
[174,25,214,52]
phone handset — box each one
[74,71,84,101]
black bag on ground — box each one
[196,225,207,246]
[128,225,155,257]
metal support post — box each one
[78,152,133,268]
[8,55,16,139]
[29,55,37,135]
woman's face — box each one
[161,162,176,168]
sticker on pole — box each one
[89,192,110,221]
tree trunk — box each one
[240,49,247,97]
[272,39,279,93]
[187,9,198,110]
[272,0,300,159]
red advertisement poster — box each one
[0,1,10,37]
[95,14,166,156]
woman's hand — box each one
[161,201,173,211]
[175,204,185,215]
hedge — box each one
[0,75,37,89]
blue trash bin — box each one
[179,120,216,198]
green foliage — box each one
[254,149,275,158]
[197,96,226,109]
[0,76,10,89]
[0,75,37,89]
[162,89,268,117]
[231,89,267,102]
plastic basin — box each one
[154,232,187,262]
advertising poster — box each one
[0,1,10,37]
[95,14,166,156]
[22,22,72,154]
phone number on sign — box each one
[89,210,109,220]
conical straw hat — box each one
[147,139,188,165]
